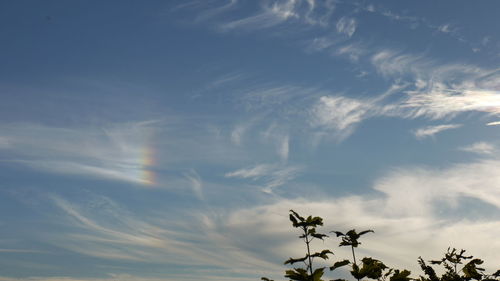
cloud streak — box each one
[225,163,302,193]
[413,124,462,140]
[0,121,158,186]
[459,142,496,155]
[336,17,357,37]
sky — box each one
[0,0,499,280]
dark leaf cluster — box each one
[262,211,499,281]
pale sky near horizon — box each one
[0,1,499,280]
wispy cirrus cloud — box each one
[0,121,159,186]
[309,96,374,141]
[225,163,302,193]
[260,123,290,161]
[306,58,499,141]
[45,193,280,278]
[225,57,499,144]
[183,169,204,200]
[334,42,367,61]
[352,2,472,46]
[217,0,299,32]
[179,0,337,32]
[459,141,496,155]
[369,51,500,121]
[313,51,500,137]
[50,157,497,277]
[336,16,357,37]
[412,124,462,140]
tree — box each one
[261,211,499,281]
[262,210,333,281]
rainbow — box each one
[140,145,156,186]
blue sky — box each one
[0,0,499,280]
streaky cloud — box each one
[0,121,159,186]
[309,95,374,141]
[459,141,496,155]
[412,124,462,140]
[225,163,301,193]
[183,169,204,200]
[336,16,357,37]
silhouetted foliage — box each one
[261,210,499,281]
[418,248,500,281]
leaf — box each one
[358,257,387,279]
[358,230,374,236]
[463,259,486,280]
[418,257,439,281]
[389,270,412,281]
[289,213,299,226]
[310,250,334,260]
[312,267,325,281]
[351,263,364,280]
[311,233,329,240]
[285,268,309,281]
[290,210,305,222]
[284,256,308,265]
[384,268,394,278]
[331,231,344,237]
[330,260,350,271]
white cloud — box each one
[486,121,500,126]
[217,159,500,274]
[278,135,289,161]
[0,249,45,253]
[216,0,337,31]
[438,24,452,33]
[184,169,203,200]
[225,163,277,179]
[239,85,311,111]
[260,123,290,161]
[402,87,500,120]
[334,43,366,61]
[369,50,500,120]
[46,194,280,278]
[0,136,10,148]
[375,159,500,212]
[0,121,159,186]
[232,60,498,144]
[207,72,244,89]
[15,158,500,280]
[336,16,357,37]
[218,0,299,31]
[302,0,336,27]
[231,124,248,145]
[371,50,430,78]
[225,163,301,193]
[268,0,299,20]
[412,124,462,140]
[305,36,338,52]
[309,96,375,141]
[193,0,239,22]
[459,142,496,155]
